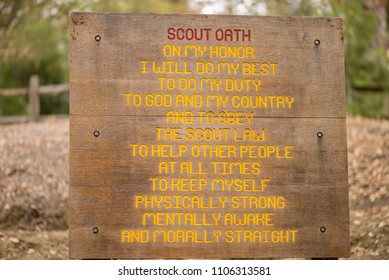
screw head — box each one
[320,226,326,233]
[95,35,101,41]
[314,39,320,46]
[317,132,323,138]
[93,130,100,137]
[92,227,99,234]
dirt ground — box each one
[0,116,388,259]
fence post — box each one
[28,75,40,122]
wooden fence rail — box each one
[0,75,69,124]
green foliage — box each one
[331,0,387,88]
[329,0,389,118]
[0,0,75,115]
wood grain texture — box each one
[69,12,349,259]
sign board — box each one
[69,12,349,259]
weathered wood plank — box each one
[70,13,345,118]
[69,184,349,259]
[70,79,345,118]
[69,116,347,187]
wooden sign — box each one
[69,12,349,259]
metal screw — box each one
[95,35,101,41]
[314,39,320,46]
[93,131,100,137]
[320,226,326,233]
[92,227,99,234]
[317,132,323,138]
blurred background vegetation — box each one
[0,0,388,118]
